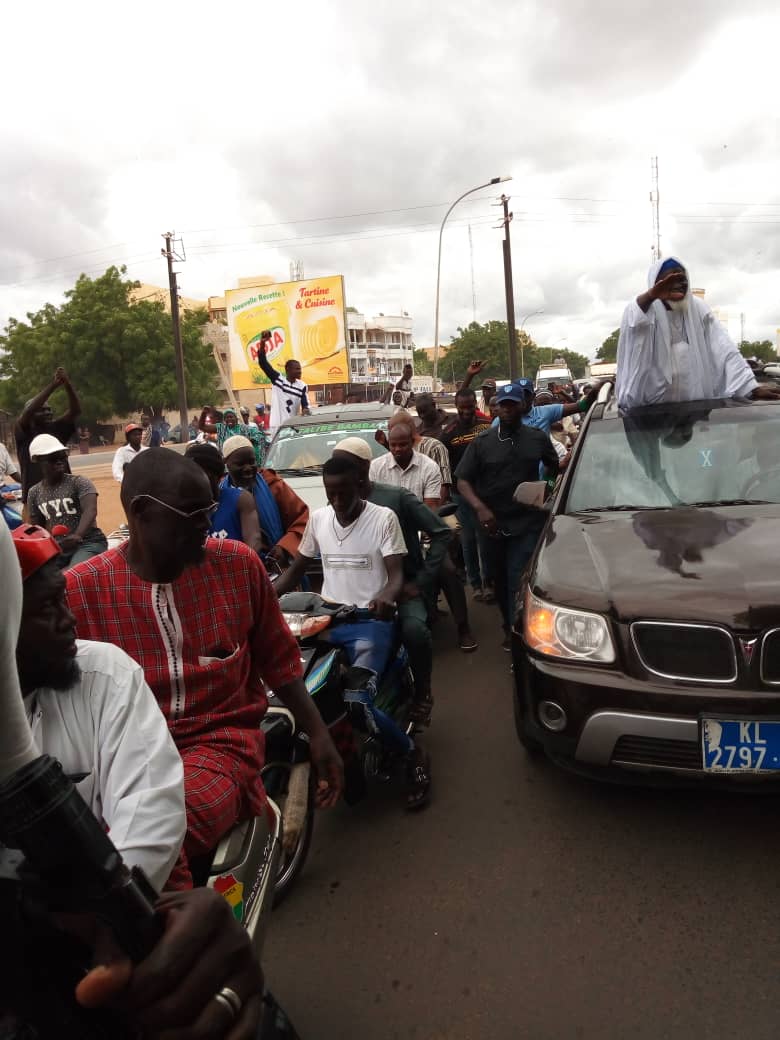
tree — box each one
[412,347,432,376]
[739,340,777,363]
[595,329,620,364]
[0,267,219,423]
[440,320,590,383]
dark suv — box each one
[512,396,780,784]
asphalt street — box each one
[266,600,780,1040]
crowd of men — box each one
[2,255,779,1036]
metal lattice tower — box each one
[650,157,661,262]
[289,259,304,281]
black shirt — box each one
[15,418,75,501]
[367,482,450,590]
[455,424,558,534]
[441,417,493,470]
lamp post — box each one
[433,175,512,392]
[518,309,544,378]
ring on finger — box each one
[214,986,243,1021]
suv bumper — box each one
[513,637,780,786]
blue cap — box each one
[496,379,535,403]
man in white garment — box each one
[111,422,147,482]
[9,524,185,891]
[616,256,780,410]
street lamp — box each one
[432,175,512,391]
[518,309,544,377]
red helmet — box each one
[11,525,61,581]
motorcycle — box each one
[1,482,23,530]
[262,591,417,904]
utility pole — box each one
[496,194,518,379]
[740,312,745,348]
[161,232,189,437]
[468,224,477,323]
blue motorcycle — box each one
[2,482,23,530]
[261,591,416,904]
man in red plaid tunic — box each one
[66,449,343,886]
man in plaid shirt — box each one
[66,448,343,886]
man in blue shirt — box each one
[491,378,604,433]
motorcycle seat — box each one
[278,591,356,619]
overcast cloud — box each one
[2,0,779,359]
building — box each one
[346,311,414,384]
[130,283,207,314]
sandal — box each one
[482,586,497,604]
[405,747,431,811]
[473,588,486,602]
[408,694,434,727]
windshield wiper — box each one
[274,466,323,477]
[688,499,772,507]
[574,505,667,513]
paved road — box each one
[69,444,187,471]
[266,603,780,1040]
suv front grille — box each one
[612,735,702,770]
[631,622,737,683]
[760,629,780,685]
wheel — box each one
[513,691,543,755]
[262,761,315,907]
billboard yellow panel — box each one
[226,275,349,390]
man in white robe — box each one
[616,256,779,410]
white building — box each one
[347,311,414,384]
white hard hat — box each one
[29,433,68,460]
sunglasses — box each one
[130,494,219,520]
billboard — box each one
[226,275,349,390]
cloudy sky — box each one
[2,0,779,361]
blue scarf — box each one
[223,473,283,550]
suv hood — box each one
[276,473,328,513]
[533,505,780,629]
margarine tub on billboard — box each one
[226,275,349,390]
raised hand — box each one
[650,271,688,303]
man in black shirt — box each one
[15,367,81,502]
[456,383,558,646]
[441,388,493,598]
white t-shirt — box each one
[299,500,407,607]
[269,375,308,430]
[112,443,147,482]
[0,442,19,484]
[369,450,442,503]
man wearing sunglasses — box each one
[65,448,344,886]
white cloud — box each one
[1,0,779,362]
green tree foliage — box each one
[441,321,589,382]
[595,328,620,364]
[739,340,777,363]
[412,347,432,375]
[0,267,219,422]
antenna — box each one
[650,156,661,262]
[468,224,477,322]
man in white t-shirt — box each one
[275,454,431,808]
[257,330,311,431]
[0,441,21,486]
[111,422,148,482]
[368,421,442,508]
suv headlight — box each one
[523,590,615,664]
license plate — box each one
[701,718,780,773]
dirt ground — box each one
[90,470,126,533]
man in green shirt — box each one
[332,437,449,724]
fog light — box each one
[538,700,567,732]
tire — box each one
[513,691,543,756]
[262,761,315,907]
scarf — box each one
[224,473,283,551]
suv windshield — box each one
[265,419,388,475]
[566,404,780,512]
